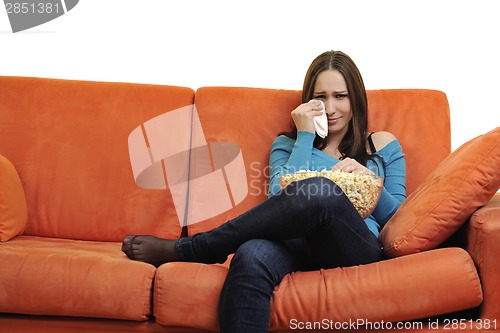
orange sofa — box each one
[0,76,499,333]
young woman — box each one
[122,50,406,332]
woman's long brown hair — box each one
[281,50,371,166]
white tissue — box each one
[311,100,327,138]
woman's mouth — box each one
[328,117,341,125]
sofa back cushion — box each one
[366,89,451,194]
[189,87,451,234]
[0,76,194,241]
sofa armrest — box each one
[467,193,500,321]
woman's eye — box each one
[313,96,325,100]
[336,94,348,99]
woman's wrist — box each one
[296,130,316,143]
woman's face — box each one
[312,70,352,138]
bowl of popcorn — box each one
[280,169,383,218]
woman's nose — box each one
[325,101,336,115]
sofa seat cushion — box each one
[0,236,155,321]
[153,248,482,330]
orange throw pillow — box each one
[380,127,500,257]
[0,154,28,242]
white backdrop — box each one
[1,0,499,150]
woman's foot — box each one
[121,235,179,267]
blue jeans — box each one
[176,178,383,332]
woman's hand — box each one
[331,157,375,175]
[291,100,324,133]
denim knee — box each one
[288,177,346,211]
[230,239,298,285]
[231,239,279,271]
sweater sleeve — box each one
[268,131,316,197]
[370,140,407,228]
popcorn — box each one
[280,169,383,218]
